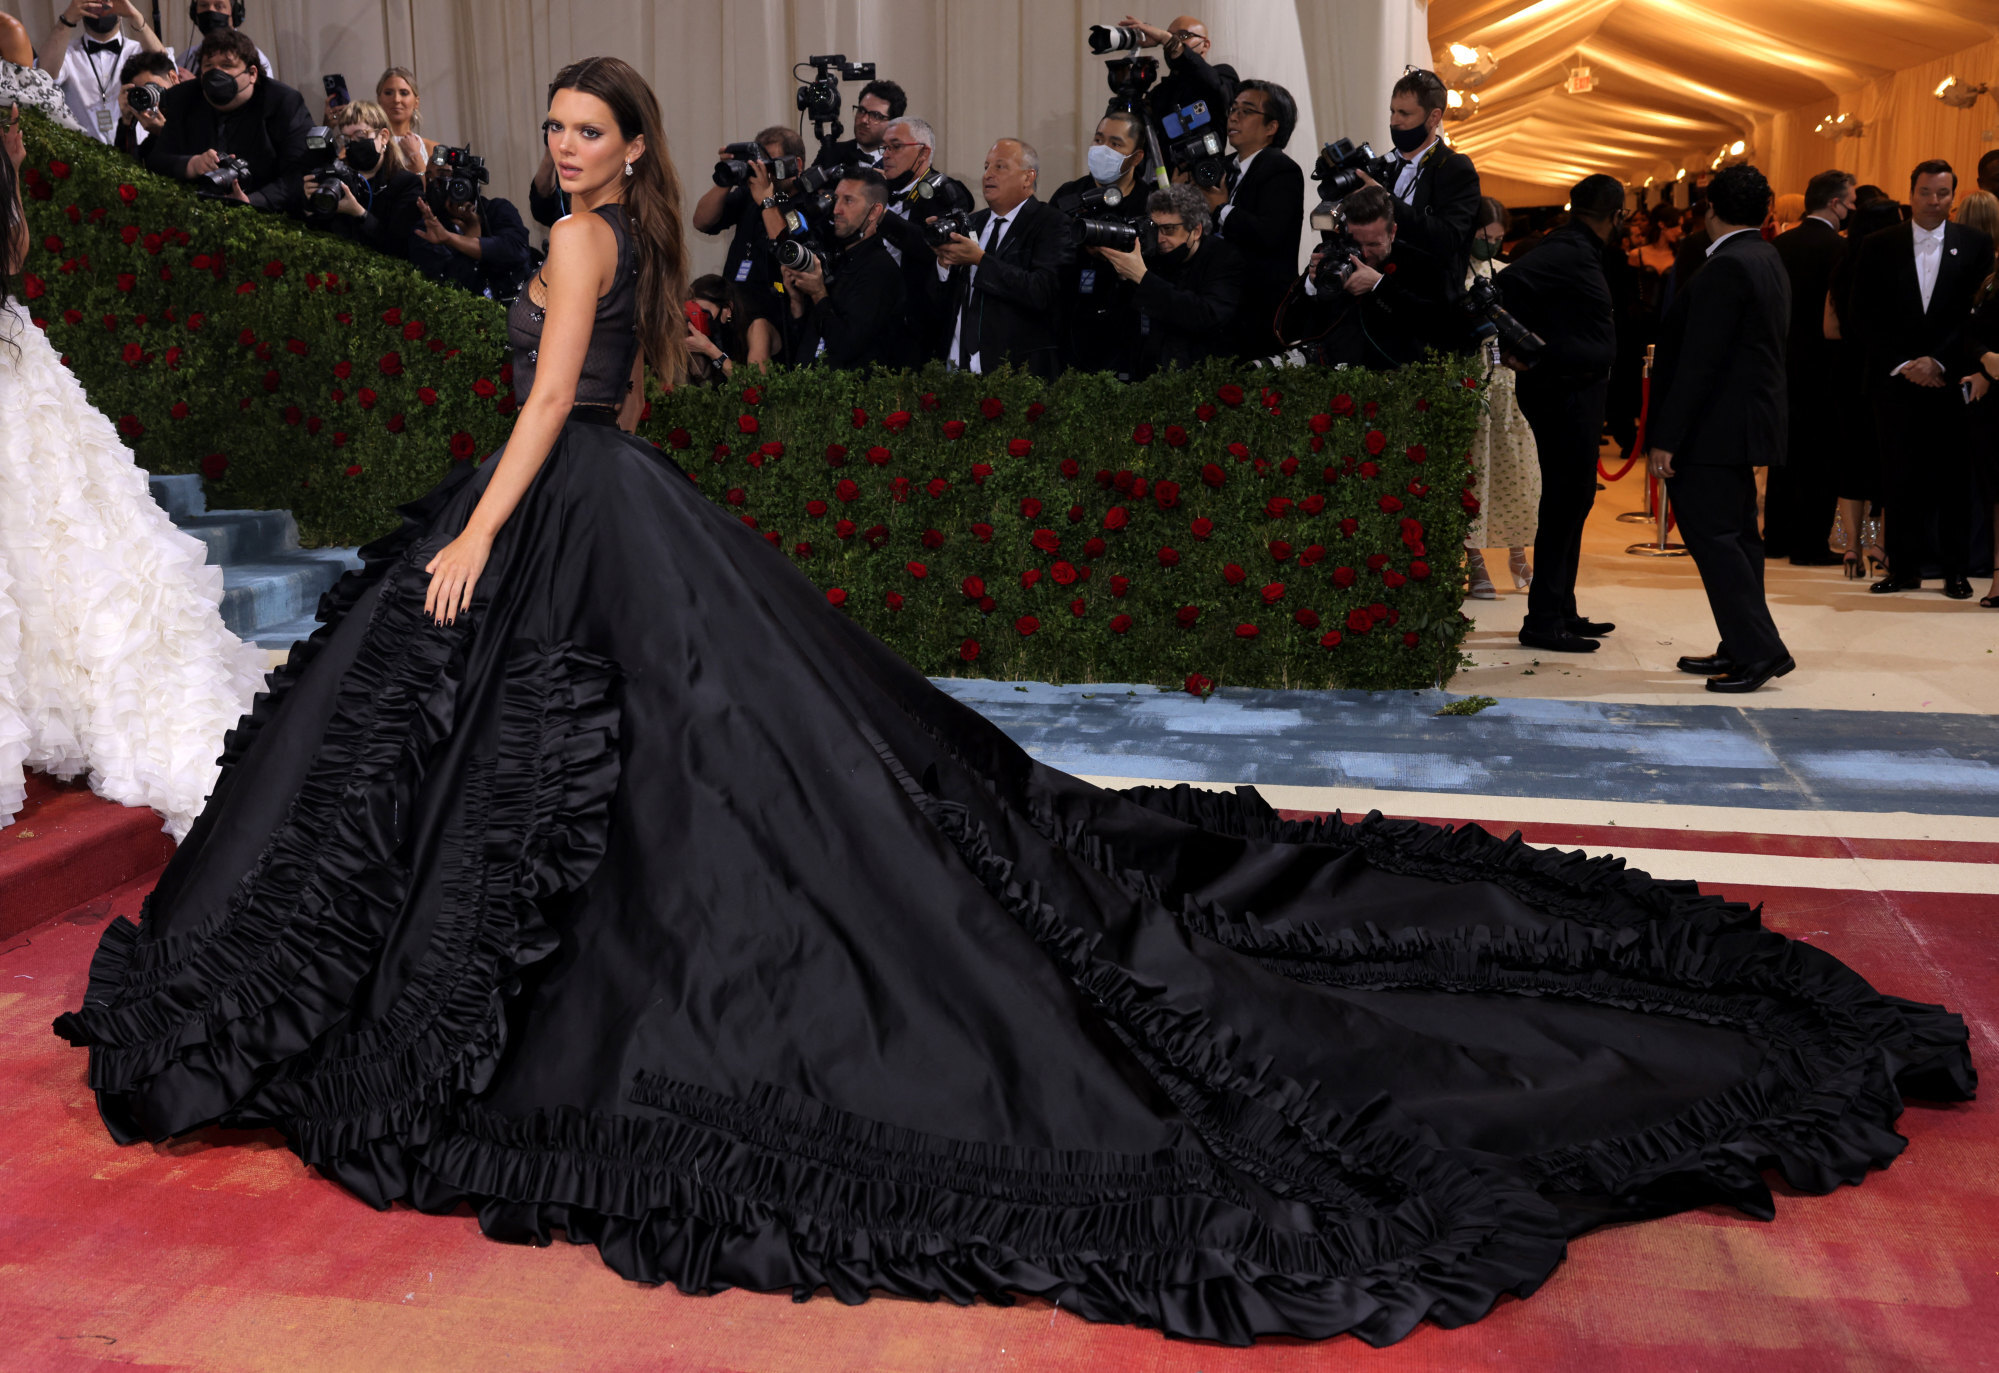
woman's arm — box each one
[747,316,780,371]
[423,211,618,623]
[3,108,25,277]
[1822,290,1840,341]
[617,350,645,431]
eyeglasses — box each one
[879,139,920,154]
[853,106,890,122]
[1227,101,1268,118]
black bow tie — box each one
[84,38,123,54]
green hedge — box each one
[17,112,1485,691]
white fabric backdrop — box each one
[3,0,1428,275]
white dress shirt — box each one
[55,33,173,144]
[1892,219,1949,378]
[1390,136,1440,202]
[1216,147,1261,228]
[943,207,1016,374]
[1706,227,1755,256]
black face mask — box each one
[194,10,232,34]
[1389,123,1430,155]
[83,15,121,34]
[1147,242,1191,269]
[200,67,242,107]
[344,137,381,173]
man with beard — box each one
[1274,184,1456,369]
[1092,182,1243,379]
[782,168,912,372]
[42,0,171,145]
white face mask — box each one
[1087,143,1128,185]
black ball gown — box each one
[55,204,1975,1347]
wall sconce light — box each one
[1935,76,1989,109]
[1439,43,1498,87]
[1814,112,1861,139]
[1443,88,1480,122]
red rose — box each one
[1320,630,1343,648]
[186,312,206,332]
[757,440,785,460]
[1364,400,1381,418]
[980,397,1004,420]
[1301,495,1326,516]
[1016,615,1039,636]
[1232,623,1258,638]
[972,522,994,543]
[1217,383,1244,407]
[261,369,281,392]
[849,407,869,429]
[906,561,929,579]
[1070,598,1087,617]
[1031,528,1061,553]
[888,475,909,500]
[1200,463,1226,489]
[113,272,137,294]
[1085,536,1107,558]
[806,499,829,517]
[835,519,856,539]
[1462,491,1483,512]
[283,405,303,425]
[821,443,847,466]
[1184,672,1213,698]
[1022,569,1043,588]
[971,462,994,484]
[962,576,987,599]
[1333,565,1357,588]
[386,414,406,434]
[332,431,351,448]
[1158,546,1181,567]
[496,395,518,417]
[1293,607,1321,629]
[926,477,949,499]
[1008,438,1033,457]
[120,342,143,366]
[884,410,912,434]
[1068,505,1085,525]
[1026,401,1047,422]
[200,453,228,479]
[1153,480,1182,511]
[886,592,905,610]
[379,352,404,376]
[827,587,848,606]
[1359,461,1379,478]
[736,413,760,434]
[1164,425,1189,447]
[1364,429,1386,455]
[1101,505,1130,531]
[866,445,892,466]
[1330,394,1356,417]
[1340,517,1359,537]
[1111,575,1131,597]
[57,307,80,325]
[919,392,938,410]
[1403,631,1421,648]
[1409,560,1431,581]
[1270,540,1294,563]
[412,386,437,407]
[1132,423,1155,446]
[1260,582,1286,605]
[1308,413,1332,435]
[1347,608,1372,633]
[1110,613,1133,634]
[922,528,945,549]
[474,377,498,398]
[1176,605,1201,628]
[260,259,285,279]
[960,639,981,662]
[835,478,860,502]
[170,400,190,419]
[1266,497,1294,520]
[117,184,139,204]
[1301,544,1325,566]
[1379,495,1404,513]
[943,420,968,440]
[1367,553,1390,571]
[1051,561,1079,585]
[1195,403,1217,422]
[450,431,476,461]
[1221,563,1248,587]
[1187,517,1214,542]
[1227,442,1251,462]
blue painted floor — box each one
[934,680,1999,816]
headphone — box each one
[188,1,248,27]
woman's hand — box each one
[685,324,724,360]
[423,529,492,625]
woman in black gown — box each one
[55,60,1975,1347]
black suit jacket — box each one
[934,196,1076,379]
[1494,221,1616,382]
[796,234,911,372]
[1387,142,1480,286]
[1772,217,1845,390]
[1214,146,1304,357]
[1849,220,1995,388]
[1130,235,1246,378]
[1275,237,1458,369]
[143,76,311,213]
[1648,231,1791,466]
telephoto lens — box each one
[775,237,820,274]
[128,82,164,114]
[1087,23,1143,54]
[1075,218,1139,253]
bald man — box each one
[1119,14,1239,130]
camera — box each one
[1162,102,1226,187]
[713,140,804,188]
[127,81,166,115]
[1308,200,1366,290]
[921,208,977,249]
[1313,137,1390,203]
[1461,274,1546,370]
[1087,23,1145,54]
[1051,183,1141,253]
[194,152,252,197]
[307,164,358,217]
[1103,54,1159,110]
[425,144,489,213]
[796,53,877,147]
[775,237,821,275]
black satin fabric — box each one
[54,415,1975,1346]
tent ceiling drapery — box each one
[1430,0,1999,199]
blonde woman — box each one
[1956,189,1999,248]
[324,65,434,176]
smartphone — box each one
[323,73,350,108]
[1161,101,1210,141]
[1966,380,1978,405]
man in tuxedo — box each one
[1274,184,1458,368]
[1763,169,1856,564]
[811,79,904,172]
[1851,159,1995,598]
[930,138,1076,379]
[1494,174,1621,654]
[1205,79,1303,359]
[1359,66,1480,284]
[1647,165,1795,693]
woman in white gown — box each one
[1,90,265,839]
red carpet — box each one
[2,832,1991,1371]
[0,774,174,941]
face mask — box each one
[194,10,231,34]
[1087,144,1128,186]
[1471,237,1500,261]
[344,137,381,172]
[1147,241,1191,268]
[1389,123,1430,155]
[84,15,120,34]
[200,67,242,106]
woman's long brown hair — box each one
[546,57,689,387]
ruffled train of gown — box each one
[0,301,266,837]
[54,411,1974,1346]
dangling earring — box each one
[624,161,635,177]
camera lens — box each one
[775,238,818,273]
[1087,24,1141,55]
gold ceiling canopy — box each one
[1429,0,1999,192]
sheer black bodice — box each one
[505,201,640,406]
[55,234,1974,1346]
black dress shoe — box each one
[1870,575,1919,594]
[1519,627,1600,653]
[1943,576,1974,600]
[1677,652,1739,675]
[1705,653,1795,693]
[1567,617,1616,637]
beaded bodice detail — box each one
[505,202,641,406]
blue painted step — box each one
[149,475,362,650]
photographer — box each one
[179,0,272,78]
[685,273,785,383]
[1108,15,1237,129]
[301,101,421,259]
[690,125,805,328]
[140,27,307,212]
[1208,78,1304,358]
[813,78,905,172]
[876,117,974,347]
[1051,109,1153,374]
[1360,67,1480,283]
[1276,184,1455,368]
[111,51,178,158]
[1494,173,1623,655]
[44,0,168,146]
[1091,182,1243,379]
[931,138,1076,379]
[783,169,911,372]
[409,150,530,300]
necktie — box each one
[84,38,122,55]
[958,215,1008,370]
[1225,163,1241,195]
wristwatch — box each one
[759,196,779,210]
[58,13,79,24]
